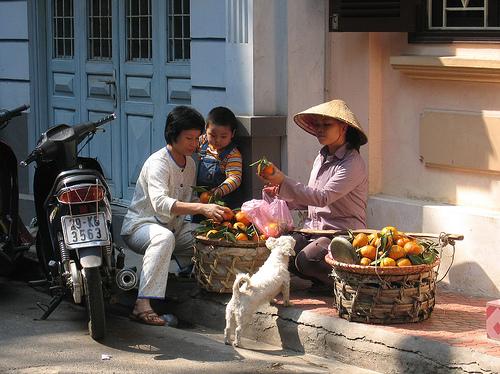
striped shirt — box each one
[198,134,242,197]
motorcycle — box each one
[22,113,138,340]
[0,104,34,276]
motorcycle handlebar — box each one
[21,113,116,167]
[95,113,116,128]
[0,104,30,125]
[75,113,116,143]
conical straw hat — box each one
[293,99,368,145]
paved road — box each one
[0,278,379,374]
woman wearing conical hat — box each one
[260,99,368,291]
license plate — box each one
[61,213,110,248]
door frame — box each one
[27,0,49,194]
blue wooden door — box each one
[46,0,192,201]
[119,0,191,200]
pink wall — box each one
[329,33,500,210]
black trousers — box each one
[290,232,333,286]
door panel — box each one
[80,0,120,196]
[88,110,114,183]
[46,0,80,133]
[53,107,76,125]
[119,0,156,200]
[126,115,152,193]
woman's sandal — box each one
[129,309,165,326]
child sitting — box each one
[196,106,243,210]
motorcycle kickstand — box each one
[35,292,64,320]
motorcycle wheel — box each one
[83,266,106,340]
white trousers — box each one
[122,222,197,299]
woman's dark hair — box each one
[345,126,362,152]
[207,106,239,132]
[164,106,205,145]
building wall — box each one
[190,0,227,116]
[327,32,500,297]
[0,0,30,197]
[285,0,326,181]
[0,0,30,108]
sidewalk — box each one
[157,275,500,374]
[27,207,500,373]
[23,238,500,373]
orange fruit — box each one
[233,222,247,232]
[235,232,249,241]
[359,245,377,260]
[359,257,372,266]
[265,222,280,237]
[257,163,274,177]
[380,226,398,237]
[234,211,251,226]
[380,257,396,267]
[200,191,211,204]
[397,237,410,247]
[352,233,369,248]
[388,245,405,260]
[206,229,219,239]
[220,221,232,229]
[403,241,423,255]
[367,233,379,246]
[222,209,234,222]
[396,258,412,267]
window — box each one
[88,0,112,60]
[329,0,500,42]
[53,0,74,58]
[410,0,500,42]
[126,0,152,61]
[168,0,190,61]
[329,0,416,32]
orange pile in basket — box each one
[351,226,439,267]
[195,209,267,243]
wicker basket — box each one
[193,236,270,293]
[326,254,440,324]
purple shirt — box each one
[279,144,368,230]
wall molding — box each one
[390,55,500,83]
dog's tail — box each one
[233,273,251,297]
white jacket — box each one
[120,147,196,236]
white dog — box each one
[224,235,296,347]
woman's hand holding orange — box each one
[202,204,232,222]
[258,163,285,185]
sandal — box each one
[129,309,165,326]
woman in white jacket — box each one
[121,106,231,326]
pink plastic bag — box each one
[241,193,294,238]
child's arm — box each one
[212,148,242,197]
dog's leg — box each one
[282,280,292,307]
[224,304,235,345]
[233,311,245,347]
